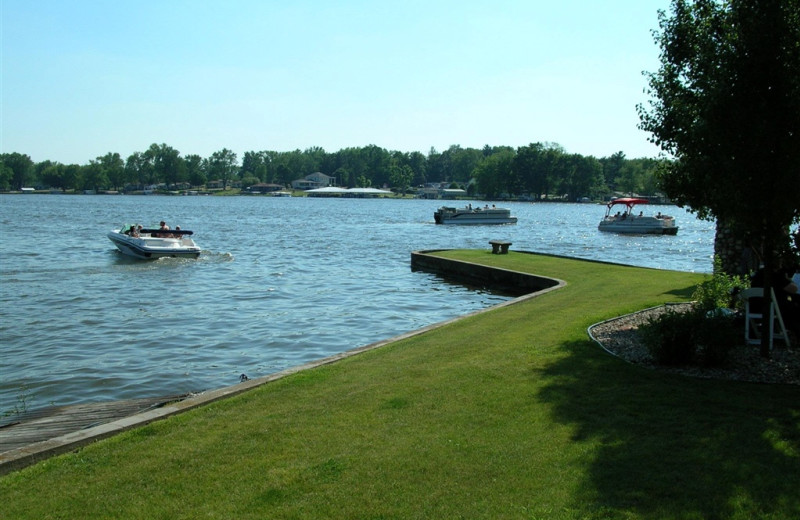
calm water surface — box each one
[0,195,714,412]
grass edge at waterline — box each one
[2,251,799,519]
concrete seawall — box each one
[411,249,562,296]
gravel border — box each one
[589,303,800,385]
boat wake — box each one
[199,251,235,263]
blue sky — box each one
[1,0,671,165]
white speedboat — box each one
[108,226,201,259]
[434,205,517,225]
[598,198,678,235]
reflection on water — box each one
[0,195,714,412]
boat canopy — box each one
[607,198,650,209]
[140,228,194,235]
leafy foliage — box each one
[640,309,699,366]
[638,0,800,356]
[1,142,666,200]
[694,313,741,368]
[640,1,800,260]
[640,307,739,367]
[692,256,749,313]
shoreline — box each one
[5,250,791,475]
[0,250,562,474]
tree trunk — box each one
[714,220,757,276]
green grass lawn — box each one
[2,251,799,519]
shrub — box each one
[639,307,740,367]
[692,256,749,313]
[694,314,739,367]
[640,309,699,366]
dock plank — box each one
[0,395,187,455]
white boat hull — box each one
[434,207,517,225]
[108,231,201,259]
[598,216,678,235]
[598,198,679,235]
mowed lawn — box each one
[2,251,799,519]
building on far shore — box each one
[291,172,334,190]
[417,183,467,199]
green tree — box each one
[615,162,643,196]
[98,152,126,191]
[332,166,351,188]
[446,146,483,185]
[356,174,371,188]
[426,147,445,183]
[448,146,483,185]
[474,149,514,199]
[406,151,427,186]
[330,148,367,186]
[63,164,81,191]
[284,150,308,182]
[600,151,626,193]
[240,175,260,189]
[389,163,414,195]
[638,0,800,355]
[621,158,662,198]
[40,163,66,191]
[0,161,13,190]
[560,154,604,201]
[513,143,564,199]
[303,146,326,175]
[183,154,206,187]
[207,148,238,189]
[513,143,543,198]
[80,160,110,192]
[125,151,151,187]
[1,152,34,190]
[240,151,266,181]
[390,150,426,188]
[147,143,183,186]
[34,160,54,187]
[639,160,663,197]
[276,164,294,186]
[142,144,161,184]
[361,145,390,187]
[538,144,565,199]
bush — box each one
[692,256,749,313]
[694,314,740,367]
[640,309,700,366]
[639,307,739,367]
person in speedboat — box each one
[123,224,140,237]
[154,221,170,237]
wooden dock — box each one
[0,395,187,457]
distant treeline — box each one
[0,143,667,200]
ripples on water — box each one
[0,195,714,411]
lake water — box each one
[0,195,715,413]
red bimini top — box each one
[607,198,649,209]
